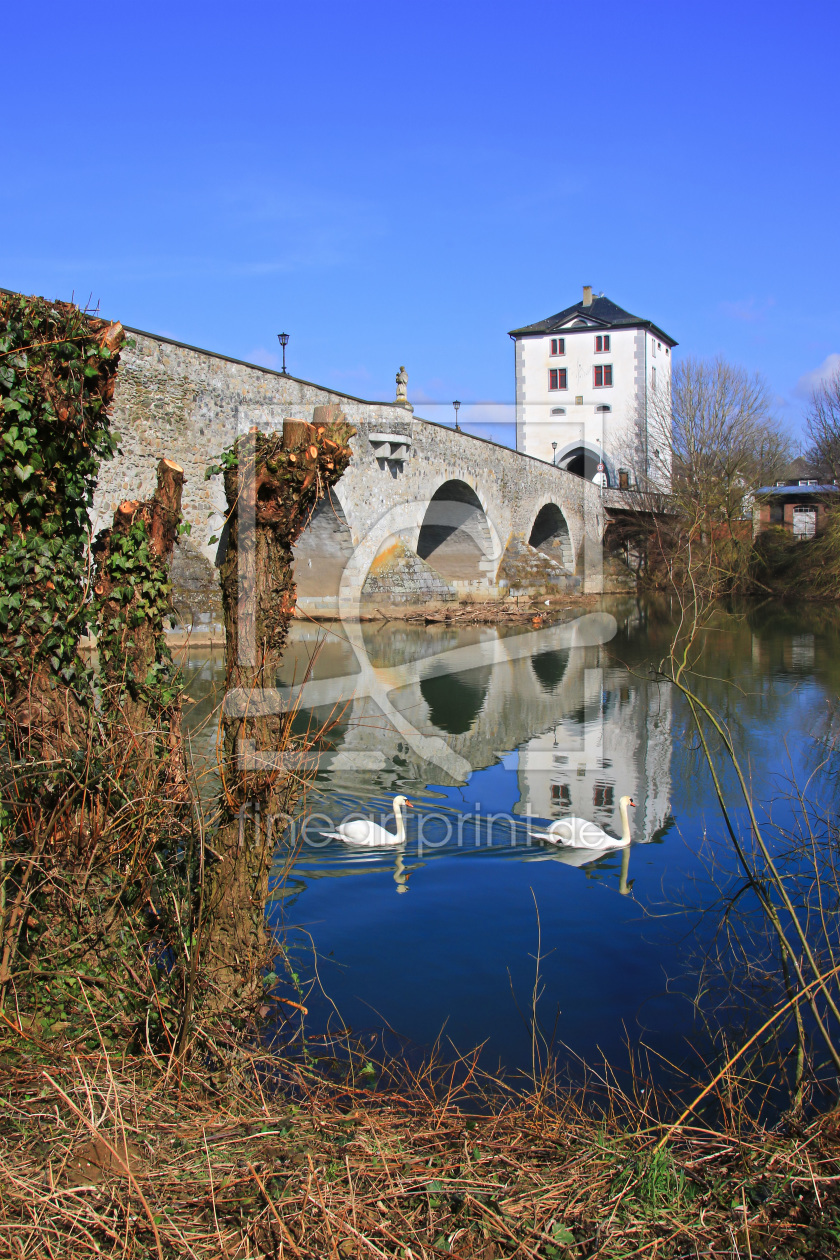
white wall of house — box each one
[514,301,673,488]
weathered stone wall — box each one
[100,328,413,554]
[360,541,457,608]
[101,326,633,625]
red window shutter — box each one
[604,365,612,386]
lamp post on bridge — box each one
[277,332,289,375]
[453,399,461,431]
[552,441,557,466]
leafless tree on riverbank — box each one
[804,365,840,483]
[609,357,792,595]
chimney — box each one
[582,285,593,307]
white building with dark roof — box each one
[510,286,677,488]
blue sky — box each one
[2,0,838,448]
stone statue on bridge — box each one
[395,365,409,404]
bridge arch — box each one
[528,501,574,571]
[416,479,495,585]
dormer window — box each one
[593,364,613,388]
[550,338,565,356]
[595,335,610,353]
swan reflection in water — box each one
[524,834,635,896]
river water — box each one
[182,599,840,1083]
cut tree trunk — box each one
[93,458,186,746]
[202,416,354,1010]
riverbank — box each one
[2,1034,837,1258]
[77,593,608,650]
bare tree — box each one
[647,355,789,502]
[614,357,792,595]
[804,366,840,483]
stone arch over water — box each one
[417,480,495,584]
[528,502,574,571]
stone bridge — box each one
[98,327,634,626]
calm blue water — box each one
[182,599,840,1082]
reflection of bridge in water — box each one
[275,609,672,845]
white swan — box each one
[323,795,412,847]
[531,795,635,850]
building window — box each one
[595,404,611,412]
[651,338,657,357]
[651,366,657,390]
[549,368,568,390]
[594,783,614,809]
[593,364,613,388]
[618,469,630,490]
[550,338,565,356]
[595,334,610,352]
[551,783,571,806]
[550,407,566,415]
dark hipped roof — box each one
[756,484,839,496]
[509,294,677,346]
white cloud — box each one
[795,353,840,399]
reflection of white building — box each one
[511,286,676,488]
[271,614,672,846]
[514,665,672,844]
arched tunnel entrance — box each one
[417,480,494,582]
[559,446,609,486]
[528,503,574,571]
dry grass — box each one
[2,1032,839,1259]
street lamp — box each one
[552,440,557,465]
[453,399,461,431]
[277,332,290,375]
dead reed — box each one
[2,1031,838,1259]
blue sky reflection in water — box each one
[182,599,840,1081]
